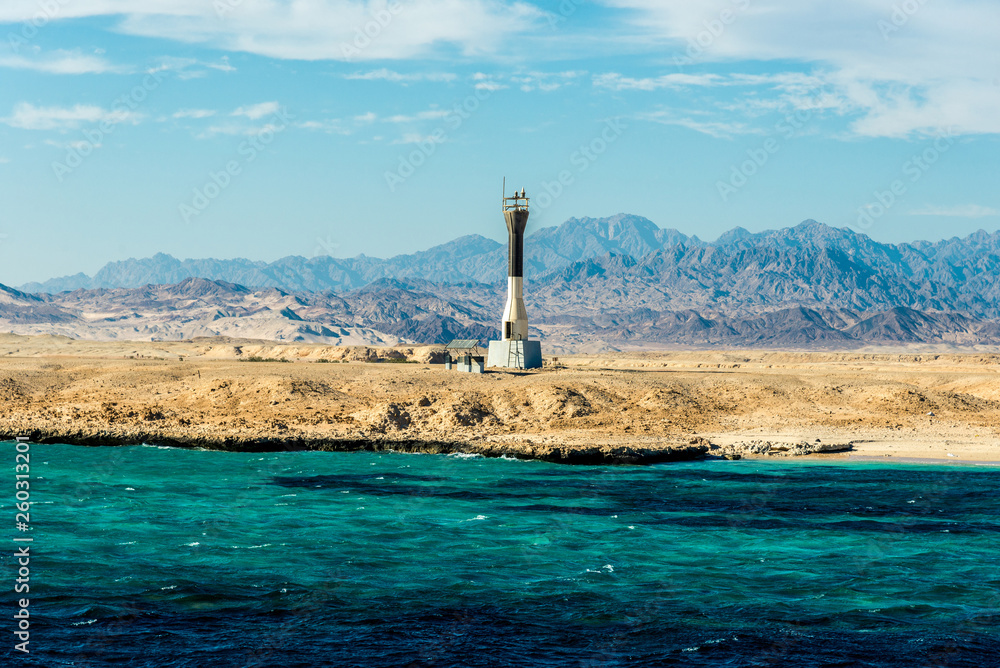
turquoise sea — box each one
[3,442,999,666]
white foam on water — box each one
[184,542,200,547]
[73,619,97,626]
[117,541,137,545]
[461,515,488,522]
[585,564,615,574]
[449,453,482,459]
[161,585,177,590]
[125,487,136,491]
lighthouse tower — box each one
[487,183,543,369]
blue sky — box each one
[1,0,999,284]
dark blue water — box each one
[3,443,999,667]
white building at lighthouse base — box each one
[486,339,542,370]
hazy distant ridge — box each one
[8,215,1000,349]
[19,216,1000,320]
[19,214,697,293]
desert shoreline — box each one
[0,430,708,466]
[2,334,998,465]
[8,437,1000,469]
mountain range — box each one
[19,214,697,293]
[6,215,1000,351]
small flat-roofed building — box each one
[445,339,485,374]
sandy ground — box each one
[1,334,998,464]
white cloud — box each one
[909,204,1000,218]
[148,57,196,74]
[512,70,585,92]
[198,121,284,139]
[0,50,125,74]
[392,133,447,145]
[610,71,844,136]
[345,68,456,83]
[384,110,450,123]
[596,0,1000,137]
[593,72,830,104]
[0,1,543,61]
[210,56,235,73]
[232,101,280,120]
[173,109,217,119]
[475,81,506,91]
[594,72,724,91]
[1,102,141,131]
[45,138,102,150]
[0,157,9,163]
[147,56,235,79]
[354,112,377,123]
[635,110,755,139]
[189,102,286,137]
[298,119,351,135]
[471,73,506,91]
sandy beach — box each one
[1,333,998,464]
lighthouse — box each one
[487,182,543,369]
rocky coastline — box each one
[2,424,711,465]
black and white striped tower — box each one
[502,187,530,341]
[487,181,543,370]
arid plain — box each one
[1,333,998,464]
